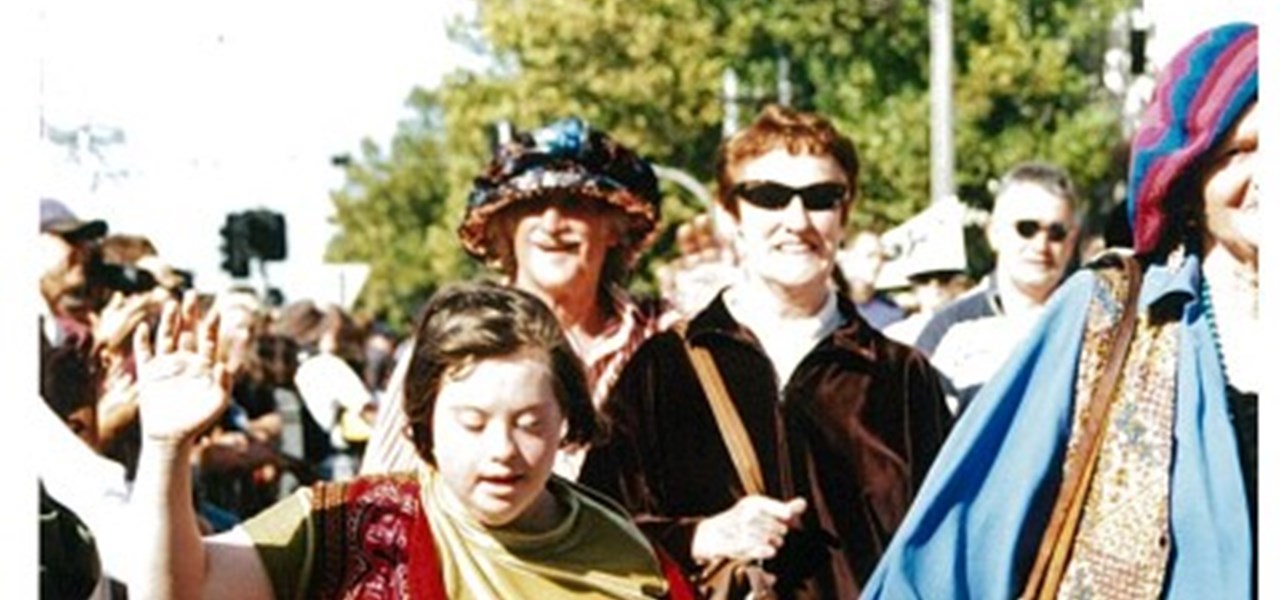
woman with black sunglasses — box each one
[580,105,953,599]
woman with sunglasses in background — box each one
[913,161,1080,412]
[360,117,671,481]
[863,22,1258,599]
[580,105,952,599]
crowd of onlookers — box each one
[35,20,1257,600]
[37,202,408,596]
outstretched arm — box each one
[128,293,273,600]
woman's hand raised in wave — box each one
[133,291,230,446]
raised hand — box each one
[658,212,742,317]
[691,495,808,562]
[93,290,158,353]
[133,291,229,445]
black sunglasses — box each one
[1014,220,1070,242]
[732,181,848,211]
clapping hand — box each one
[133,291,230,446]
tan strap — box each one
[675,322,766,497]
[1021,253,1143,599]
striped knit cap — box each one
[1127,22,1257,256]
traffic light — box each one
[220,210,287,278]
[220,213,251,277]
[244,210,287,261]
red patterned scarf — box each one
[310,475,446,600]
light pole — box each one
[929,0,955,206]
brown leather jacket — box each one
[580,292,953,598]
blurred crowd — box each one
[37,203,404,596]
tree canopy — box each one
[327,0,1130,332]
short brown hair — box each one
[715,104,860,215]
[403,281,597,464]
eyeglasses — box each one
[731,181,848,211]
[1013,220,1071,242]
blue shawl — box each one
[861,255,1250,598]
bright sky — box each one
[38,0,482,306]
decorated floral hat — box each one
[458,117,661,264]
[1127,22,1257,256]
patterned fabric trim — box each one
[309,474,445,600]
[1057,266,1181,599]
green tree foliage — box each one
[326,93,474,331]
[329,0,1130,328]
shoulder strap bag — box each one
[1020,253,1143,599]
[674,322,777,600]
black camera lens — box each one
[90,261,158,294]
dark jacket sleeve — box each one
[579,333,705,570]
[899,348,954,491]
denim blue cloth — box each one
[862,255,1251,599]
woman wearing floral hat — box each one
[862,22,1259,599]
[361,117,671,480]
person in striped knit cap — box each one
[862,21,1258,599]
[361,117,672,480]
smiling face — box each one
[728,149,849,298]
[431,349,565,529]
[501,194,623,300]
[1200,102,1259,269]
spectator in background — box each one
[38,336,112,599]
[194,287,287,526]
[914,162,1079,412]
[360,312,400,393]
[836,230,905,330]
[276,299,376,480]
[41,336,103,451]
[657,212,743,318]
[84,233,188,478]
[38,197,107,347]
[361,116,669,480]
[127,283,694,599]
[881,269,970,346]
[36,198,134,598]
[581,105,952,598]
